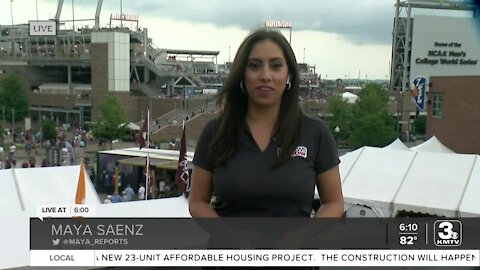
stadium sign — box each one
[265,20,293,28]
[29,20,57,36]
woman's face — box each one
[244,39,289,108]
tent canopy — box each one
[410,135,454,153]
[342,147,417,217]
[124,122,141,130]
[341,92,358,103]
[384,138,410,151]
[393,152,475,217]
[341,137,479,218]
[0,165,100,213]
[0,165,101,270]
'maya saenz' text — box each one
[51,224,144,236]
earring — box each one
[240,80,245,94]
[286,80,291,90]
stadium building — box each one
[390,0,480,153]
[0,0,227,138]
[0,3,320,144]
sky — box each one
[0,0,476,80]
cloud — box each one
[39,0,394,44]
[118,0,394,45]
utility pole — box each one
[303,47,305,63]
[11,108,15,135]
[72,0,75,31]
[10,0,14,25]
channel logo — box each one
[434,220,462,247]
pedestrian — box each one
[124,184,134,201]
[138,183,145,200]
[104,195,112,204]
[110,192,122,203]
[158,179,166,198]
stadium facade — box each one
[390,0,480,154]
[0,1,320,139]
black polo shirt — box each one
[193,114,340,217]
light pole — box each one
[11,109,15,135]
[72,0,75,31]
[10,0,14,25]
[303,47,305,63]
[334,126,340,145]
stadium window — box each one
[432,93,443,117]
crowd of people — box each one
[0,125,93,171]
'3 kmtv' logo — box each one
[434,220,462,247]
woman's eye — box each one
[247,62,260,69]
[272,63,283,69]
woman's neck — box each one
[245,104,280,128]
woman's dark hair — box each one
[207,28,303,167]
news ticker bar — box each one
[30,218,480,250]
[30,249,480,267]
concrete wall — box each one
[151,113,217,144]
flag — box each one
[137,114,149,149]
[175,124,190,197]
[411,76,427,112]
[75,161,86,204]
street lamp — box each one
[334,126,340,145]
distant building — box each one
[426,76,480,154]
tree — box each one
[0,74,30,127]
[42,118,57,144]
[326,94,352,143]
[348,83,397,148]
[413,115,426,135]
[91,95,128,149]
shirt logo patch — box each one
[291,146,308,158]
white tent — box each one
[384,138,410,151]
[340,141,479,218]
[124,122,140,130]
[458,156,480,217]
[0,197,193,270]
[3,165,101,211]
[342,147,417,217]
[0,169,23,214]
[314,147,362,199]
[95,196,190,217]
[341,92,359,103]
[0,164,199,269]
[0,165,101,270]
[410,135,455,153]
[0,211,30,269]
[392,152,476,217]
[338,147,363,182]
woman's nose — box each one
[259,66,272,81]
